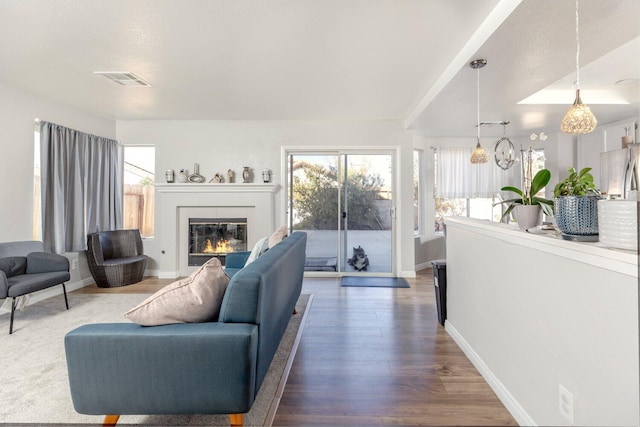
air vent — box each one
[94,71,151,87]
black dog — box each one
[347,246,370,271]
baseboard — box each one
[398,270,416,278]
[414,262,432,271]
[445,321,537,427]
[158,271,179,279]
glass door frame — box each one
[283,148,396,277]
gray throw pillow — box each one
[0,257,27,277]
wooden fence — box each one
[124,184,155,237]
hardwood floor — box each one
[74,270,516,426]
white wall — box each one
[0,81,115,286]
[116,120,417,277]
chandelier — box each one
[493,122,517,170]
[560,0,597,134]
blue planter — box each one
[554,195,602,236]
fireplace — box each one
[188,218,247,266]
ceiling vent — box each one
[94,71,151,87]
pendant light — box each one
[560,0,597,134]
[470,59,488,164]
[493,121,516,170]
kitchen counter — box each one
[444,217,638,426]
[445,217,637,277]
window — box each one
[434,146,517,232]
[413,149,422,236]
[123,146,155,238]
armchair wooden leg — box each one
[103,414,120,426]
[229,413,243,426]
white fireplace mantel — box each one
[155,183,280,278]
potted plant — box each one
[497,168,554,230]
[553,167,602,240]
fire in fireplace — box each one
[189,218,247,266]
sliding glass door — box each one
[287,150,394,275]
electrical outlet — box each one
[71,259,79,270]
[559,384,574,424]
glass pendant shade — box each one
[560,89,597,134]
[469,59,488,164]
[561,0,597,134]
[470,140,488,164]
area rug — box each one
[341,276,410,288]
[0,292,311,426]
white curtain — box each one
[436,146,515,199]
[40,121,123,253]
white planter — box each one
[598,200,637,251]
[515,205,541,231]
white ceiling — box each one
[0,0,637,138]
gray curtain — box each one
[40,121,123,253]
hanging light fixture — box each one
[470,59,488,164]
[493,121,517,170]
[560,0,597,134]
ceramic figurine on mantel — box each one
[262,169,271,183]
[242,167,251,183]
[165,169,175,183]
[227,169,235,183]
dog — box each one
[347,246,370,272]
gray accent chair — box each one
[65,232,306,426]
[0,241,70,334]
[86,229,147,288]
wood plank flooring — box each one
[74,270,516,426]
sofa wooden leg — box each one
[229,413,243,426]
[103,414,120,426]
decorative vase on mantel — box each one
[176,169,188,183]
[515,205,541,231]
[242,167,251,183]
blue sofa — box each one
[64,232,306,426]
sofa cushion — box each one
[0,256,27,278]
[125,258,230,326]
[245,236,269,266]
[268,226,288,248]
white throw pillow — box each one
[245,236,269,266]
[125,258,230,326]
[268,226,288,248]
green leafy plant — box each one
[496,168,554,220]
[553,167,600,197]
